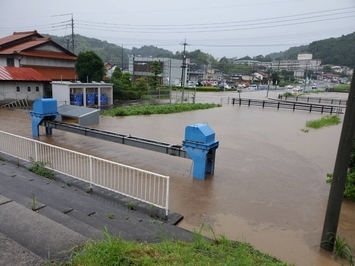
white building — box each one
[52,81,113,107]
[0,66,51,101]
[129,56,183,86]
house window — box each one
[27,86,31,92]
[6,58,14,67]
[16,86,20,93]
[36,86,39,92]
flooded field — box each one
[0,90,354,265]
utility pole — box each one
[71,13,74,54]
[304,61,308,92]
[169,59,172,105]
[121,45,124,70]
[52,13,74,53]
[266,67,271,98]
[320,68,355,251]
[180,39,188,103]
[132,54,135,82]
[66,37,70,51]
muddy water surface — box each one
[1,90,354,265]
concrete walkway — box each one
[0,153,194,265]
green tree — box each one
[271,72,280,85]
[133,77,149,92]
[75,51,106,82]
[112,67,122,79]
[322,65,333,73]
[149,61,162,90]
[239,55,252,60]
[119,72,132,89]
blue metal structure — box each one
[182,123,219,180]
[30,98,58,137]
[31,100,219,179]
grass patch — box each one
[334,236,354,265]
[327,172,355,201]
[124,202,135,210]
[332,84,350,92]
[28,161,56,180]
[283,92,293,97]
[59,228,288,266]
[102,103,221,117]
[305,115,341,129]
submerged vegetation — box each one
[102,103,221,116]
[57,228,288,266]
[305,115,341,129]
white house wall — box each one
[0,56,21,67]
[0,81,43,101]
[21,57,74,68]
[52,83,70,105]
[34,44,63,53]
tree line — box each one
[47,31,355,74]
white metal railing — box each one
[0,130,169,216]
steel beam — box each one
[41,121,190,159]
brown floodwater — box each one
[1,90,354,265]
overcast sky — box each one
[0,0,354,59]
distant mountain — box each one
[266,32,355,67]
[45,32,355,68]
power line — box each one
[75,6,354,28]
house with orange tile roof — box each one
[0,31,77,81]
[0,30,78,102]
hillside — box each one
[45,34,176,69]
[45,32,355,68]
[267,32,355,67]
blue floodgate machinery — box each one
[30,99,219,180]
[30,98,58,137]
[182,123,219,179]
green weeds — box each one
[59,227,288,266]
[102,103,221,117]
[334,236,354,265]
[28,161,56,180]
[304,115,341,130]
[31,192,38,211]
[327,172,355,201]
[124,202,135,210]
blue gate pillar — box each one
[30,98,58,137]
[182,123,219,180]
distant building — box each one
[129,56,183,86]
[297,54,313,60]
[271,53,321,80]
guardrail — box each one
[231,98,343,114]
[278,95,347,106]
[0,130,169,216]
